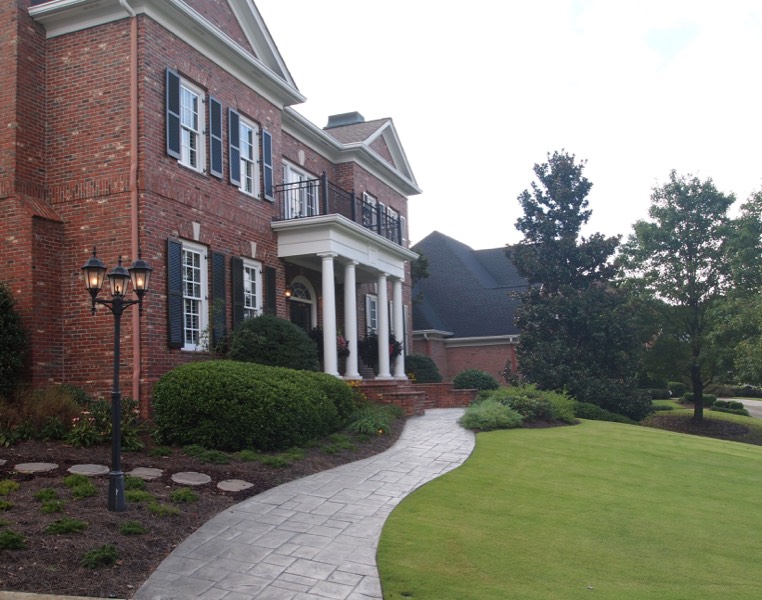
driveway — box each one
[735,398,762,419]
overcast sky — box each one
[256,0,762,250]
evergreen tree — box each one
[508,151,649,420]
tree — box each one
[0,282,27,399]
[508,151,649,420]
[621,171,738,420]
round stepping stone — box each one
[171,471,211,486]
[129,467,164,481]
[217,479,254,492]
[15,462,57,474]
[68,464,109,476]
[0,459,6,467]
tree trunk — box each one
[691,362,703,421]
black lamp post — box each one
[82,247,152,512]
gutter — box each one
[119,0,143,413]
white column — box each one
[376,273,391,379]
[343,261,360,379]
[320,252,339,377]
[392,277,406,379]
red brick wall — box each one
[2,6,418,413]
[445,343,516,383]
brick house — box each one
[412,231,528,382]
[1,0,420,415]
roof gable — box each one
[324,118,417,187]
[29,0,303,106]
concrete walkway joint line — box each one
[135,408,474,600]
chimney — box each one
[325,111,365,129]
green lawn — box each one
[378,420,762,599]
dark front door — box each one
[290,300,312,331]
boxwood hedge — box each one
[152,361,355,451]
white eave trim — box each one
[412,329,455,339]
[29,0,306,107]
[282,108,422,197]
[445,335,520,348]
[272,213,419,263]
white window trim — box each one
[179,79,206,173]
[239,117,260,197]
[362,192,378,229]
[182,240,208,351]
[242,258,263,319]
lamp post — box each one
[82,248,152,512]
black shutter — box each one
[165,68,181,159]
[167,239,183,349]
[211,252,227,347]
[264,266,277,315]
[209,97,223,178]
[228,109,241,186]
[231,256,244,330]
[262,129,273,200]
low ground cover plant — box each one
[711,399,749,416]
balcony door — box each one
[283,163,319,219]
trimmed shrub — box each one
[453,369,500,391]
[459,399,523,431]
[711,400,749,416]
[153,361,341,451]
[681,393,716,407]
[477,385,576,424]
[0,283,27,400]
[404,354,443,383]
[574,402,636,424]
[228,315,319,371]
[648,389,671,400]
[303,371,356,424]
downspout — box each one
[120,0,142,413]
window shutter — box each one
[262,129,274,200]
[377,202,386,235]
[231,256,244,330]
[264,266,277,315]
[167,238,183,349]
[209,97,223,178]
[165,68,181,159]
[228,109,241,186]
[211,251,227,347]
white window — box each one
[182,241,208,350]
[240,118,260,197]
[366,293,378,334]
[180,80,205,172]
[243,259,262,319]
[283,163,319,218]
[385,206,400,242]
[362,192,378,230]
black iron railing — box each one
[274,173,402,245]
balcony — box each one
[273,173,403,246]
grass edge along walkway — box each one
[378,420,762,600]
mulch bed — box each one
[645,412,751,442]
[0,421,403,599]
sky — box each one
[255,0,762,250]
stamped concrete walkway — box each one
[134,408,474,600]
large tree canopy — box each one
[508,151,649,420]
[509,150,619,293]
[621,171,740,420]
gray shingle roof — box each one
[412,231,528,338]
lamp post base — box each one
[108,470,126,512]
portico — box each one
[272,213,416,380]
